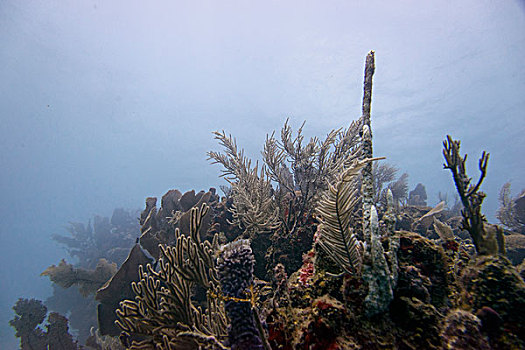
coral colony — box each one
[12,52,525,349]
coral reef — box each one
[396,231,449,307]
[373,163,408,209]
[9,298,48,349]
[139,188,219,259]
[209,105,364,279]
[14,52,525,350]
[52,208,139,269]
[505,233,525,265]
[86,328,125,350]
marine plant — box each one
[208,134,280,237]
[208,93,366,279]
[315,160,371,275]
[373,163,397,202]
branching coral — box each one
[10,298,48,349]
[264,118,363,219]
[388,172,409,207]
[42,256,116,341]
[498,182,517,230]
[116,204,228,349]
[443,135,505,255]
[373,163,409,207]
[208,132,280,237]
[373,163,397,201]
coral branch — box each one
[443,135,504,255]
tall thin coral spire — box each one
[361,50,376,246]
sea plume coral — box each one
[315,158,377,275]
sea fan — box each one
[316,158,379,274]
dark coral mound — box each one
[440,310,490,350]
[10,298,80,350]
[396,231,449,308]
[460,255,525,344]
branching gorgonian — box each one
[208,131,280,236]
[209,119,364,237]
